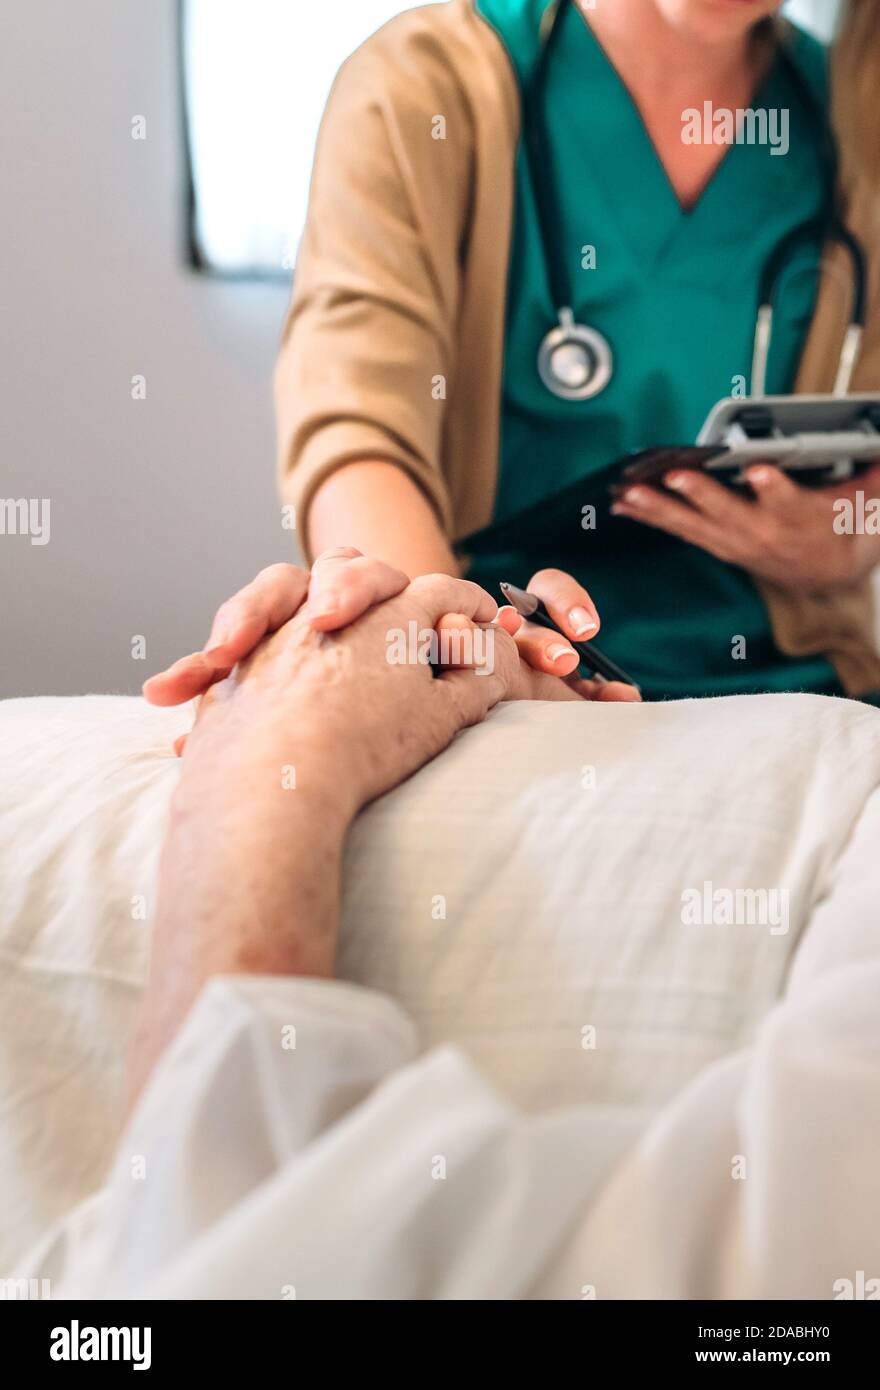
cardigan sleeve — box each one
[274,15,477,558]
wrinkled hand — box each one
[135,560,535,1106]
[152,556,596,823]
[610,463,880,594]
[130,555,637,1100]
[144,549,413,714]
[144,552,639,754]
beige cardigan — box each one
[275,0,880,693]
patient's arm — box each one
[129,563,544,1110]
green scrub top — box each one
[469,0,839,700]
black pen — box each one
[499,582,640,690]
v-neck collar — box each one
[543,2,823,276]
[568,2,778,220]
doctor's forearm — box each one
[306,460,459,578]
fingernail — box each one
[568,606,598,637]
[665,473,688,491]
[547,642,577,664]
[749,466,772,484]
[623,487,647,505]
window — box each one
[181,0,422,276]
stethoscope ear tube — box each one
[834,324,863,397]
[751,223,867,399]
[751,180,867,397]
[751,304,774,400]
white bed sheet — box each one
[2,691,879,1294]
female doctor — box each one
[159,0,880,707]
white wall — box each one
[0,0,293,697]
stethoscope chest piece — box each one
[537,307,613,401]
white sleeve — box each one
[30,975,627,1301]
[31,855,878,1304]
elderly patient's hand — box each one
[131,555,620,1105]
[161,554,572,822]
[144,550,638,747]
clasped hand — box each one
[144,549,638,819]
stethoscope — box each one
[528,0,868,402]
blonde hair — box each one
[762,3,880,196]
[834,0,880,186]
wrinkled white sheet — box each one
[29,921,880,1299]
[2,692,880,1297]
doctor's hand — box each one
[496,567,642,703]
[610,463,880,594]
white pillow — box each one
[2,690,879,1269]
